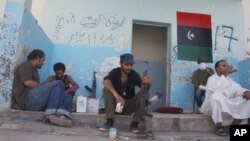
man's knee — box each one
[65,93,73,101]
[48,80,64,87]
[104,88,115,101]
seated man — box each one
[45,62,79,97]
[99,53,150,133]
[11,49,73,127]
[192,58,213,108]
[200,60,250,136]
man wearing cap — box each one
[99,53,150,133]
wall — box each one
[238,60,250,89]
[0,0,53,112]
[243,0,250,58]
[30,0,45,25]
[33,0,247,112]
[0,0,7,19]
[0,0,26,112]
[1,0,248,112]
[20,11,53,83]
[238,0,250,90]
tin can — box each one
[115,102,124,113]
[109,127,117,139]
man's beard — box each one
[121,68,131,74]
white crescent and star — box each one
[187,30,195,40]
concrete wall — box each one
[0,0,7,19]
[0,0,26,112]
[243,0,250,57]
[33,0,247,112]
[20,11,53,83]
[238,60,250,89]
[0,0,52,112]
[238,0,250,90]
[1,0,249,112]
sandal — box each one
[216,127,228,136]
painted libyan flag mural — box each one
[177,11,213,62]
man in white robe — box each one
[200,60,250,136]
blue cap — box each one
[120,53,134,64]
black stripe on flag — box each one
[177,26,212,47]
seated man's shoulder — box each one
[208,67,214,71]
[192,69,200,75]
[18,61,29,67]
[46,75,56,82]
[65,74,73,80]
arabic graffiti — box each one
[52,12,126,46]
[171,45,178,63]
[79,14,125,30]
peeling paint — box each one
[98,56,120,79]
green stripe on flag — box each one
[177,45,213,62]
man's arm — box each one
[191,71,199,89]
[66,75,80,93]
[205,68,213,76]
[103,79,125,104]
[243,91,250,100]
[23,80,40,88]
[43,76,55,85]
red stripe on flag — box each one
[177,11,211,29]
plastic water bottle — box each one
[109,127,117,139]
[115,102,124,113]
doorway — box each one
[132,20,170,111]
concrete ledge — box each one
[10,110,215,133]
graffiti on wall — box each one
[171,24,239,63]
[52,12,126,47]
[171,45,178,63]
[214,25,238,53]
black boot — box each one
[99,119,114,131]
[129,121,139,133]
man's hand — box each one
[228,65,237,73]
[243,91,250,100]
[204,68,212,75]
[113,93,125,105]
[142,75,150,84]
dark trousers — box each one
[195,89,206,108]
[104,88,140,123]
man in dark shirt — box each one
[12,49,73,127]
[192,58,214,108]
[45,62,79,97]
[99,53,150,133]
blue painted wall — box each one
[36,0,247,112]
[1,0,250,113]
[0,1,25,110]
[0,0,53,111]
[238,59,250,89]
[20,12,53,83]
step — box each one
[9,110,215,133]
[0,118,228,141]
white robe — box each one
[200,73,250,125]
